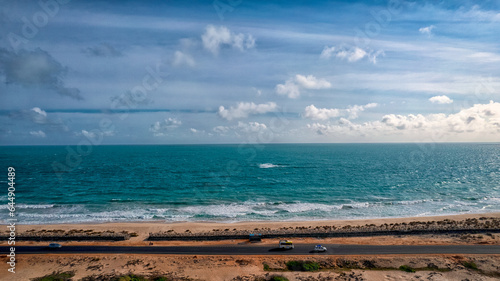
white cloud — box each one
[252,87,262,96]
[9,107,70,133]
[276,74,331,99]
[31,107,47,117]
[419,25,435,36]
[336,47,367,62]
[233,33,255,51]
[80,129,114,139]
[237,121,267,133]
[367,50,385,64]
[213,126,230,134]
[149,118,182,136]
[31,107,47,124]
[320,46,336,59]
[211,122,268,137]
[202,25,231,55]
[327,72,500,96]
[190,128,205,134]
[295,74,331,89]
[307,101,500,141]
[81,130,95,139]
[429,95,453,104]
[218,102,277,120]
[275,80,300,99]
[303,103,378,120]
[201,25,256,55]
[456,5,500,22]
[346,103,378,119]
[321,45,383,64]
[303,105,341,120]
[468,52,500,62]
[172,51,195,67]
[29,130,46,138]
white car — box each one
[313,245,327,252]
[48,243,62,249]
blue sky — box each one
[0,0,499,145]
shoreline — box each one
[13,211,500,226]
[11,211,500,228]
[4,212,499,246]
[6,213,500,280]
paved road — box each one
[2,244,500,255]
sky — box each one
[0,0,499,145]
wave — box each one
[2,198,500,225]
[0,204,54,209]
[259,163,281,168]
[19,204,55,209]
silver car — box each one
[313,245,327,252]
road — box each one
[2,244,500,255]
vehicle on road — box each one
[313,245,327,252]
[279,240,294,249]
[48,243,62,249]
[249,233,262,242]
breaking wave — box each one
[259,163,281,168]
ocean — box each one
[0,143,499,224]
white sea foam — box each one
[0,204,54,209]
[179,204,256,218]
[4,198,500,225]
[276,202,342,213]
[19,204,55,209]
[259,163,280,168]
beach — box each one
[6,212,500,245]
[3,144,500,226]
[2,144,500,280]
[2,0,500,278]
[2,213,500,280]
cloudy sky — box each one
[0,0,499,145]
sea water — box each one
[0,143,499,224]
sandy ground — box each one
[1,213,500,280]
[4,212,500,247]
[2,254,500,281]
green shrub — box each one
[285,260,302,271]
[263,263,270,271]
[462,261,478,270]
[32,271,75,281]
[302,261,320,271]
[399,265,416,273]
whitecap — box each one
[0,204,54,209]
[259,163,280,168]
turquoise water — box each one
[0,143,499,224]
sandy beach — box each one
[2,213,500,280]
[6,212,500,246]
